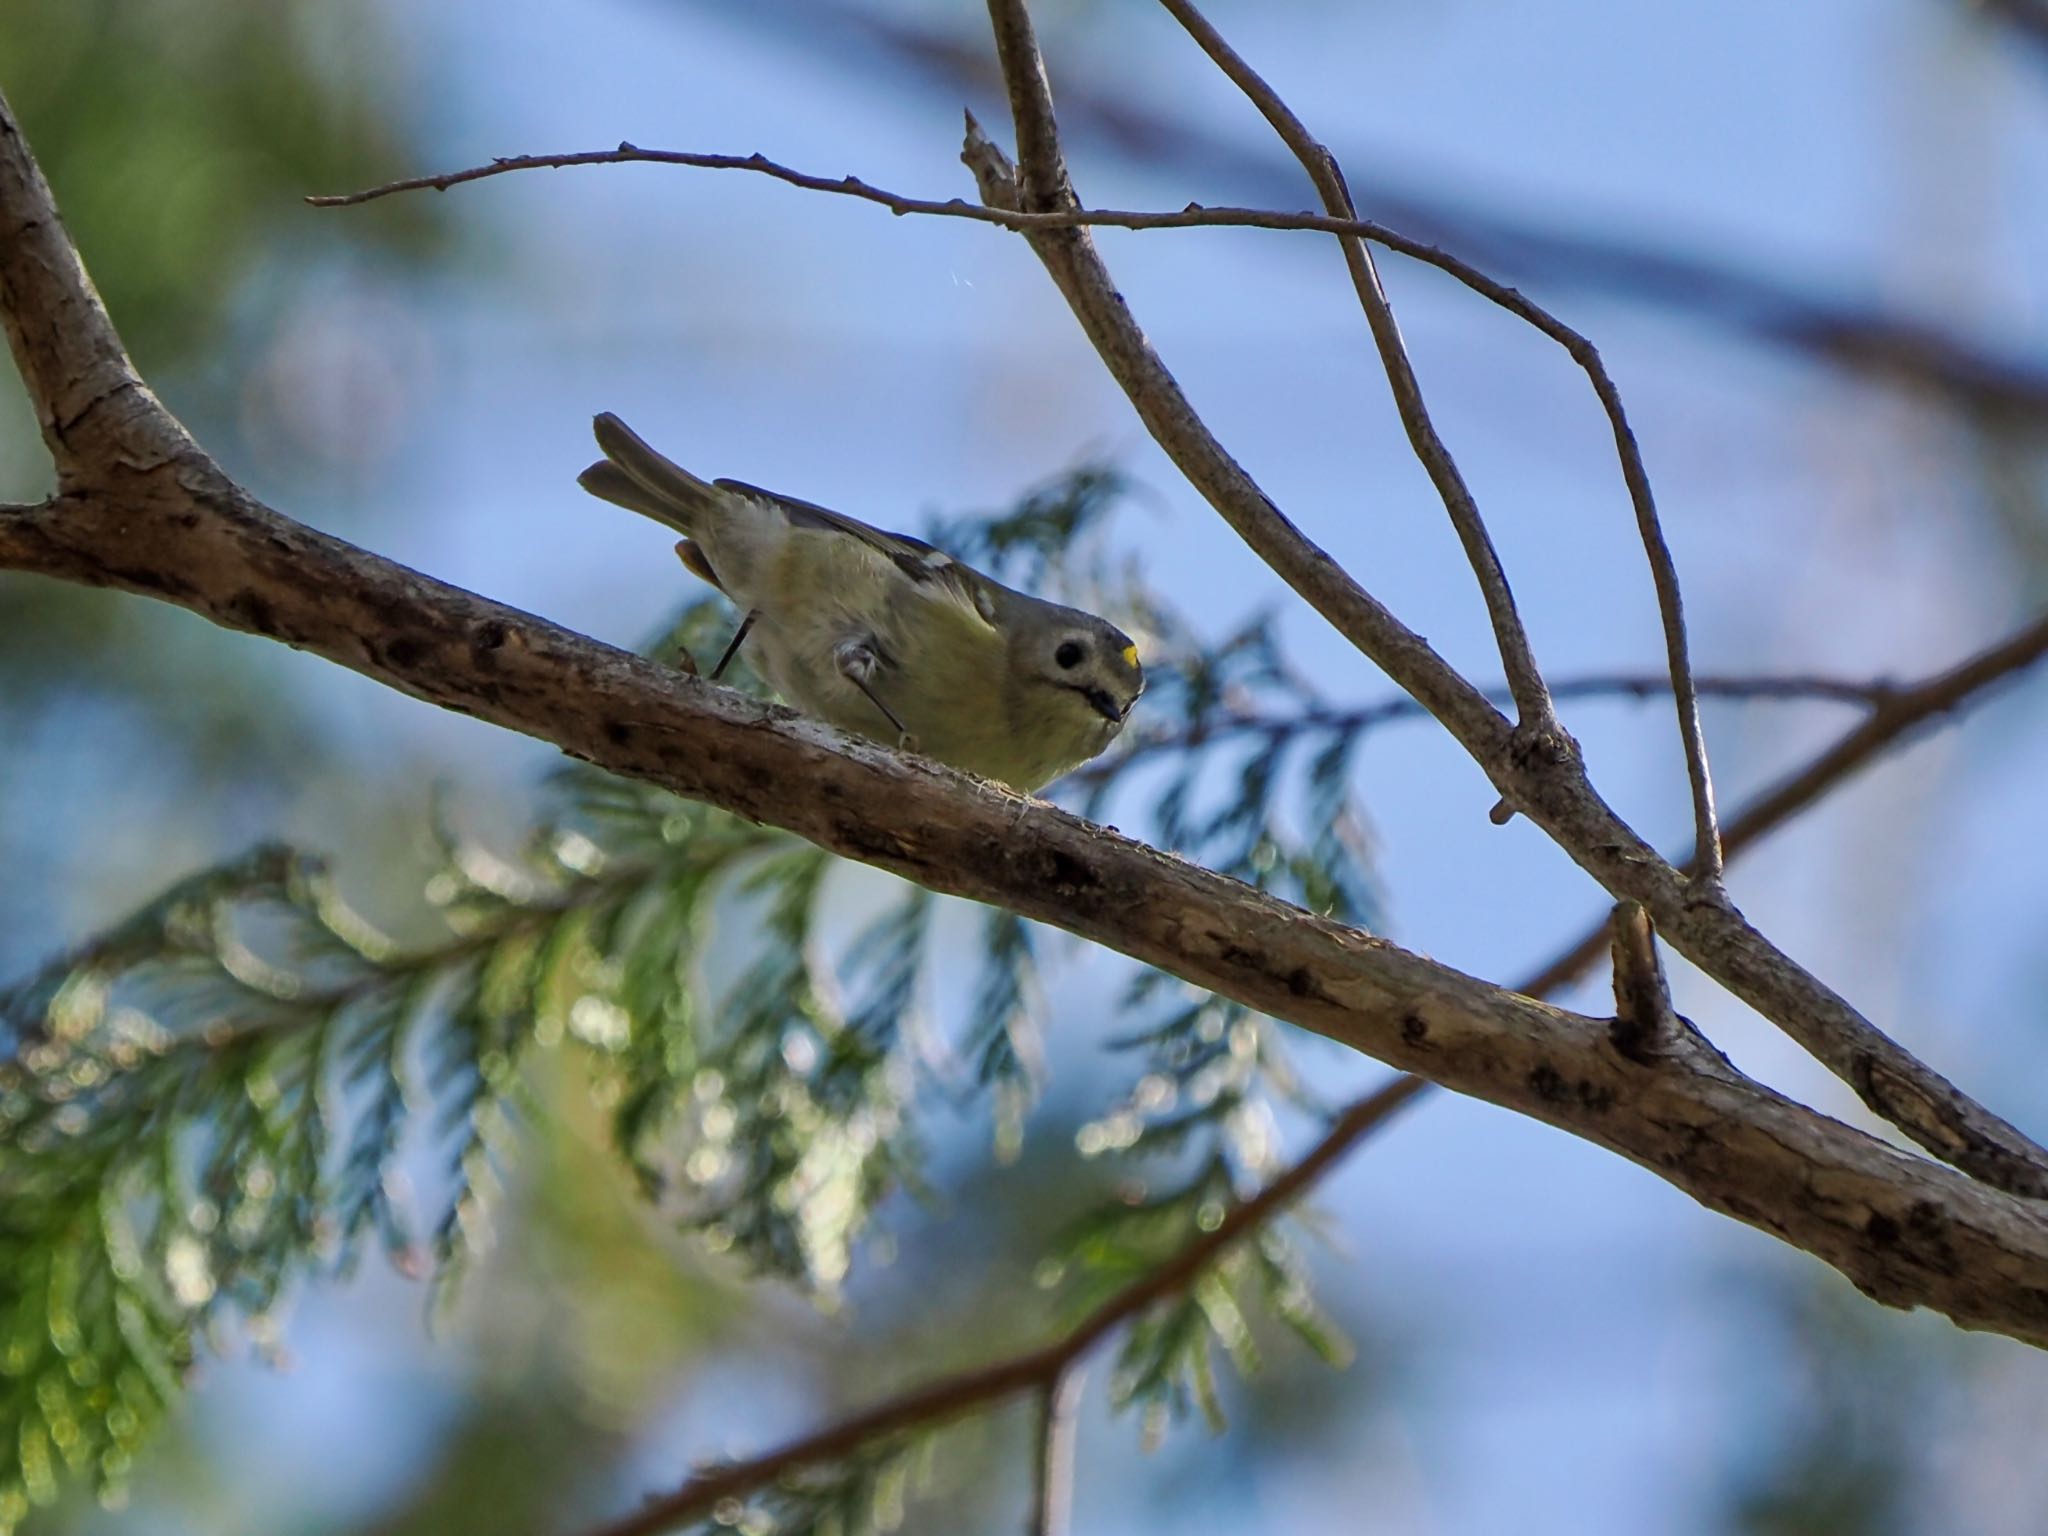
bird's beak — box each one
[1083,687,1127,724]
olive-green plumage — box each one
[578,413,1144,791]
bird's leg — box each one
[710,610,759,681]
[833,638,918,751]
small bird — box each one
[578,413,1144,791]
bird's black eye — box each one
[1055,640,1085,669]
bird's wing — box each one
[715,478,999,631]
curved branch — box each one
[579,1079,1423,1536]
[958,15,2048,1196]
[1145,0,1710,884]
[1155,0,1724,883]
[0,107,196,477]
[6,85,2048,1340]
[1151,0,1553,735]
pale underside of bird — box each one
[578,412,1144,792]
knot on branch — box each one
[1507,718,1579,775]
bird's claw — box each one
[834,636,913,741]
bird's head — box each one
[1010,606,1145,747]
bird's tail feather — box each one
[576,460,686,527]
[578,412,723,536]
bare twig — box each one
[961,3,2048,1192]
[576,1078,1424,1536]
[1073,668,1899,787]
[1151,0,1552,736]
[1514,610,2048,997]
[1155,0,1717,879]
[730,0,2048,427]
[1028,1370,1084,1536]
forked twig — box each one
[1152,0,1719,880]
[1516,610,2048,996]
[1151,0,1553,735]
[966,0,2048,1196]
[303,9,2048,1187]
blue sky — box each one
[18,1,2048,1532]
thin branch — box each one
[1074,668,1900,787]
[578,1078,1424,1536]
[1155,0,1716,879]
[730,0,2048,427]
[1151,0,1552,735]
[297,141,1714,298]
[1028,1370,1084,1536]
[961,8,2048,1190]
[1514,610,2048,997]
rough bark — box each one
[6,84,2048,1345]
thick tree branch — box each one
[7,84,2048,1344]
[15,352,2048,1350]
[957,19,2048,1196]
[0,107,195,477]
